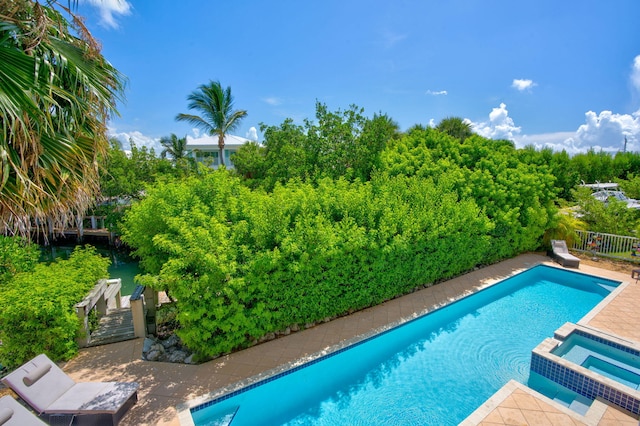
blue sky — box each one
[79,1,640,154]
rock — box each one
[142,337,156,353]
[290,324,300,332]
[168,350,188,363]
[161,334,180,349]
[145,343,165,361]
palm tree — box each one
[0,1,125,238]
[159,134,188,162]
[435,117,473,141]
[175,81,247,167]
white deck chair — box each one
[0,395,47,426]
[551,240,580,268]
[1,354,138,425]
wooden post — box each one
[130,285,147,338]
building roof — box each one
[185,134,252,150]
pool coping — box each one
[177,261,625,425]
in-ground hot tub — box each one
[531,323,640,415]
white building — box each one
[185,134,252,169]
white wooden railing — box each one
[571,230,640,262]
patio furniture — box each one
[632,268,640,282]
[550,240,580,268]
[0,395,47,426]
[1,354,139,425]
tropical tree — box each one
[175,80,247,167]
[435,117,473,141]
[0,1,125,237]
[159,133,188,162]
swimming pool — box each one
[183,265,620,426]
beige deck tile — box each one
[497,406,528,424]
[543,411,584,426]
[521,409,554,426]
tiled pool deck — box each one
[52,253,640,425]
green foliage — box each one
[234,103,397,190]
[380,129,558,261]
[100,139,168,199]
[0,236,40,284]
[572,187,640,235]
[0,247,110,368]
[543,208,587,247]
[435,116,473,141]
[122,170,491,358]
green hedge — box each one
[123,171,493,358]
[0,246,109,368]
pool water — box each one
[191,265,619,426]
[552,333,640,390]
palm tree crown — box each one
[159,134,188,162]
[175,81,247,166]
[0,1,125,238]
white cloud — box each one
[631,55,640,92]
[246,127,258,141]
[513,110,640,154]
[471,103,522,140]
[263,97,282,106]
[564,110,640,153]
[108,129,161,153]
[512,79,536,92]
[80,0,131,28]
[426,90,448,96]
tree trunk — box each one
[218,133,225,166]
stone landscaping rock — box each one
[161,334,180,349]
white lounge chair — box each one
[1,354,138,425]
[0,395,46,426]
[551,240,580,268]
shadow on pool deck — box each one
[59,252,639,425]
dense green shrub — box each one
[379,129,558,261]
[0,236,40,285]
[122,170,492,358]
[0,247,109,368]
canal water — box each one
[40,239,141,296]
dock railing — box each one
[571,230,640,262]
[75,278,122,347]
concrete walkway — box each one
[58,253,639,425]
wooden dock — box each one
[87,307,136,347]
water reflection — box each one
[39,239,141,295]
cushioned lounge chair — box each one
[551,240,580,268]
[0,395,47,426]
[1,354,138,426]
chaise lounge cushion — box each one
[1,354,138,419]
[0,395,47,426]
[2,354,75,413]
[551,240,580,268]
[48,382,139,414]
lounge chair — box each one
[550,240,580,268]
[1,354,138,425]
[0,395,47,426]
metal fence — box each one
[572,230,640,262]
